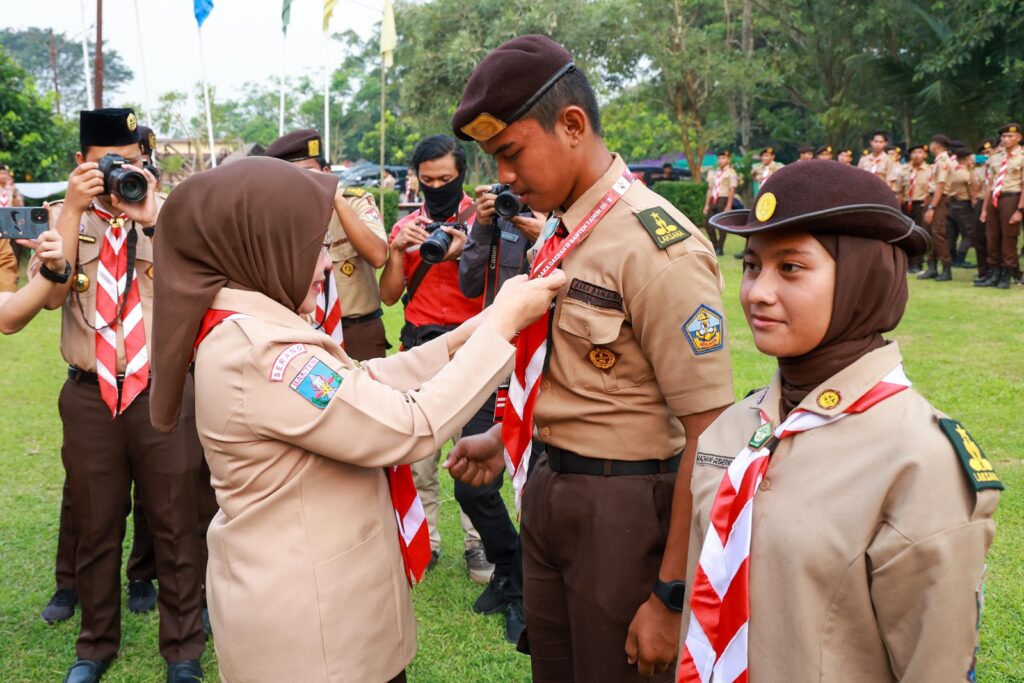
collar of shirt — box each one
[559,153,629,237]
[749,341,904,425]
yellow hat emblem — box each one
[461,113,507,142]
[755,192,777,222]
[308,139,321,157]
[817,389,841,410]
[149,131,157,150]
[126,112,138,131]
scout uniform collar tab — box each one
[558,154,628,233]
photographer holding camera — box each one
[41,109,206,683]
[380,134,503,591]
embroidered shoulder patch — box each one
[637,207,690,249]
[289,357,343,409]
[270,343,307,382]
[938,418,1003,491]
[683,305,724,355]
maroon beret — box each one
[999,122,1022,135]
[816,145,833,155]
[266,128,324,162]
[452,35,575,142]
[797,144,814,154]
[709,159,930,257]
[931,133,951,148]
[907,143,927,154]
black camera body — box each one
[489,184,524,219]
[420,221,467,264]
[143,162,161,184]
[97,154,147,204]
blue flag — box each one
[194,0,214,27]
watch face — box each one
[668,582,686,608]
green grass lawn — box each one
[1,235,1021,682]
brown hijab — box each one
[777,234,908,417]
[150,156,338,431]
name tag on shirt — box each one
[500,230,520,243]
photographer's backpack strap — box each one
[402,202,477,306]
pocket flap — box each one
[557,298,624,345]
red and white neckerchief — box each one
[501,168,634,507]
[711,170,724,202]
[0,188,10,207]
[869,155,881,175]
[193,307,430,585]
[760,165,772,184]
[314,268,344,347]
[907,165,920,211]
[992,149,1016,208]
[92,205,148,417]
[677,363,912,683]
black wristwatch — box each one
[39,262,71,284]
[142,225,156,237]
[652,578,686,612]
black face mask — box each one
[421,171,466,220]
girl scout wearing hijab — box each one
[149,157,563,683]
[677,160,1001,683]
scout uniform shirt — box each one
[857,152,895,182]
[327,187,388,318]
[683,342,999,682]
[990,146,1024,196]
[0,238,16,292]
[533,155,734,461]
[928,150,953,196]
[946,162,972,201]
[750,161,784,194]
[706,165,738,202]
[899,161,931,203]
[195,287,515,682]
[51,199,159,373]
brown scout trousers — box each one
[986,193,1022,271]
[60,374,206,662]
[340,315,389,361]
[903,201,926,270]
[704,197,729,252]
[520,455,676,683]
[926,197,952,266]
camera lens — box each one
[494,190,523,219]
[420,229,453,264]
[30,208,49,223]
[113,168,148,203]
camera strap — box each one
[403,201,476,306]
[482,222,502,307]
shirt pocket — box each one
[557,297,648,393]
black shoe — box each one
[907,266,923,274]
[42,588,78,624]
[64,658,112,683]
[733,252,744,259]
[916,267,938,280]
[127,580,157,614]
[503,600,525,644]
[974,270,1001,287]
[473,574,513,615]
[167,659,203,683]
[972,272,990,284]
[715,246,725,256]
[954,259,976,269]
[996,271,1011,289]
[427,548,440,571]
[202,608,212,638]
[935,267,952,282]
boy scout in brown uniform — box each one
[265,129,390,359]
[898,143,930,273]
[46,109,205,683]
[946,146,976,268]
[857,130,896,181]
[971,140,996,283]
[977,123,1024,289]
[921,133,955,280]
[448,35,734,682]
[750,147,783,195]
[703,150,738,255]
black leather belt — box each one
[342,308,384,325]
[546,445,680,476]
[68,366,117,385]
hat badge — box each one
[126,112,138,131]
[149,132,157,150]
[755,192,777,222]
[308,139,321,157]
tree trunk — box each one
[49,29,61,116]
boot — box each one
[972,269,990,285]
[916,262,938,280]
[975,268,1001,288]
[995,270,1011,289]
[954,252,975,268]
[935,263,952,281]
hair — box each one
[411,134,466,175]
[521,67,603,137]
[662,162,672,169]
[871,130,890,142]
[315,155,330,170]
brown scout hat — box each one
[998,122,1022,135]
[907,143,927,154]
[816,145,833,155]
[977,139,996,154]
[930,133,951,148]
[137,125,157,157]
[708,159,930,257]
[266,128,325,162]
[452,35,575,142]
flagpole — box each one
[278,40,287,136]
[379,60,385,189]
[323,36,330,164]
[133,0,150,120]
[80,0,92,108]
[197,25,217,168]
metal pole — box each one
[278,38,287,136]
[94,0,103,108]
[133,0,150,120]
[379,60,385,189]
[49,29,61,116]
[80,0,92,108]
[198,26,217,168]
[323,34,330,164]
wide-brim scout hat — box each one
[708,159,931,257]
[453,35,575,142]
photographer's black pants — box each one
[456,394,523,600]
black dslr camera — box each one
[97,154,148,203]
[420,222,467,264]
[489,184,523,219]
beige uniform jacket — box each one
[928,151,952,195]
[946,164,972,200]
[0,239,16,292]
[327,188,388,317]
[194,287,514,683]
[52,200,159,373]
[682,343,999,682]
[751,162,783,193]
[989,147,1024,194]
[534,155,734,461]
[899,162,931,203]
[857,152,895,181]
[706,167,738,197]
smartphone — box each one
[0,207,49,240]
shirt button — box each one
[540,426,551,438]
[759,478,771,491]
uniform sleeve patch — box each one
[637,207,690,249]
[289,357,343,409]
[567,278,623,311]
[683,305,724,355]
[938,418,1003,491]
[342,187,368,198]
[270,343,307,382]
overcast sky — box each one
[7,0,382,115]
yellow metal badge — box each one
[340,261,356,277]
[308,139,321,157]
[755,192,777,222]
[816,389,841,410]
[587,347,618,370]
[461,113,507,142]
[149,131,157,150]
[146,265,154,279]
[126,112,138,131]
[72,272,90,292]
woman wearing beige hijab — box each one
[150,157,563,682]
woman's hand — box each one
[482,270,567,340]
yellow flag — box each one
[323,0,336,32]
[381,0,396,68]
